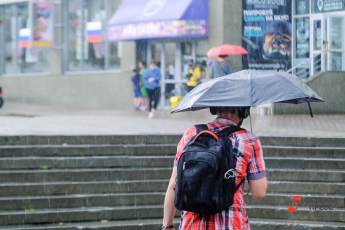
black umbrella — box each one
[172,70,324,117]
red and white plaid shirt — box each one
[174,117,266,230]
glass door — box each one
[326,16,345,71]
[310,15,325,75]
[161,42,177,107]
[146,41,186,108]
[147,42,176,107]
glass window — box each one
[313,53,322,73]
[1,2,51,75]
[329,52,342,71]
[106,0,122,69]
[329,17,343,50]
[109,42,121,68]
[313,20,322,50]
[295,17,310,58]
[65,0,122,72]
[295,0,309,15]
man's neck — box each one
[217,114,240,125]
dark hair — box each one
[209,106,250,119]
[218,55,229,59]
[139,61,146,67]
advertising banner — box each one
[32,1,54,48]
[242,0,292,71]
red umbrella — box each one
[207,44,248,57]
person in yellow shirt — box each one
[186,63,202,92]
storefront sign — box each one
[242,0,292,71]
[107,0,208,41]
[32,1,54,48]
[313,0,345,12]
[108,19,208,41]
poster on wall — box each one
[242,0,292,71]
[32,1,54,48]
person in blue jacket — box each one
[144,61,161,118]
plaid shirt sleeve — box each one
[247,138,266,180]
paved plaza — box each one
[0,103,344,138]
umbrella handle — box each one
[307,102,314,118]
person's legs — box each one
[146,89,154,112]
[152,87,160,110]
[133,97,140,110]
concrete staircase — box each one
[0,135,344,230]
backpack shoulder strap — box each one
[194,124,208,133]
[217,125,243,137]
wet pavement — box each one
[0,103,344,138]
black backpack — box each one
[174,124,244,215]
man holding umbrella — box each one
[207,44,248,78]
[162,70,323,229]
[209,55,233,79]
[162,106,267,230]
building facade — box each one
[0,0,243,109]
[0,0,344,111]
[292,0,345,78]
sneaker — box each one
[148,111,154,119]
[139,106,146,111]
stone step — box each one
[1,218,345,230]
[0,192,343,211]
[267,169,345,182]
[259,136,345,147]
[251,218,345,230]
[0,135,181,146]
[0,155,344,170]
[250,193,345,208]
[263,146,345,159]
[0,168,343,183]
[247,205,345,223]
[0,205,344,225]
[0,180,344,197]
[0,180,169,197]
[0,168,171,183]
[0,192,165,211]
[0,144,176,157]
[266,157,345,169]
[2,135,345,147]
[1,144,345,159]
[0,156,175,169]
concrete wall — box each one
[0,71,133,109]
[197,0,243,71]
[195,0,226,58]
[223,0,243,70]
[274,71,345,114]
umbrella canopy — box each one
[207,44,248,57]
[172,70,324,113]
